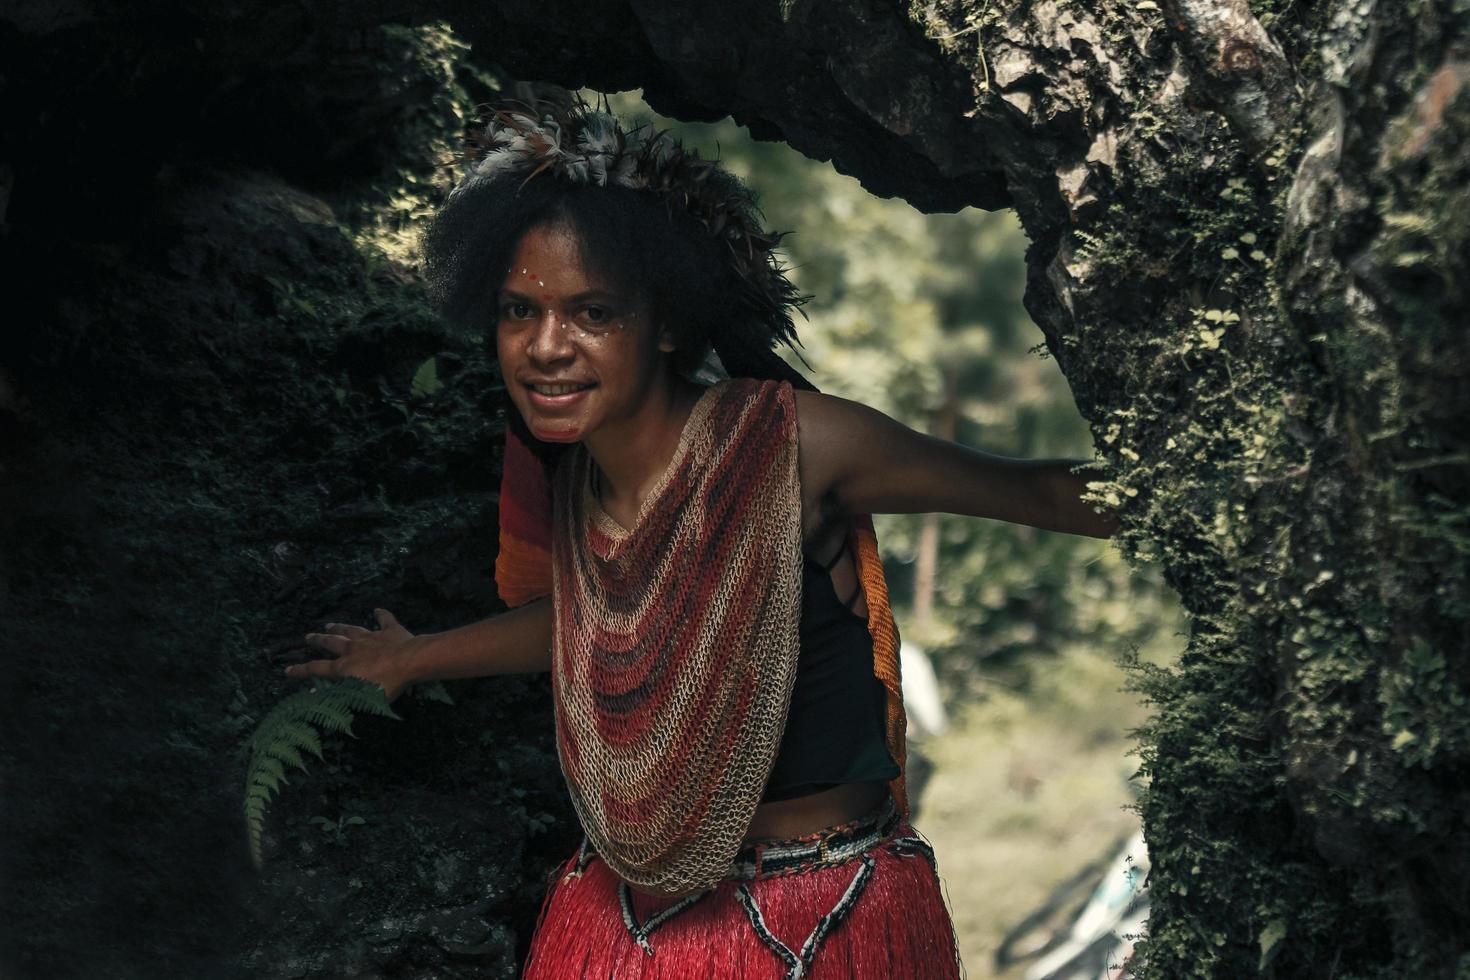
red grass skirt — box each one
[521,800,962,979]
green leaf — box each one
[411,356,442,397]
[254,756,286,784]
[1258,918,1287,970]
[298,701,358,736]
[263,741,309,774]
[417,681,456,706]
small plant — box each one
[242,677,401,870]
[309,812,368,847]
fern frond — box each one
[333,685,404,721]
[263,720,323,770]
[263,740,309,774]
[255,755,287,784]
[296,700,358,737]
[241,678,402,871]
[245,692,331,753]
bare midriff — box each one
[742,779,891,843]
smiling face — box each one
[496,222,677,444]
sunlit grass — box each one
[915,624,1180,979]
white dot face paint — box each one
[500,261,638,344]
[499,298,643,344]
[553,319,601,340]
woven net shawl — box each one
[494,378,912,886]
[548,378,804,895]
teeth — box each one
[531,383,592,396]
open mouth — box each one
[527,381,596,396]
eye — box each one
[575,305,619,331]
[499,300,535,321]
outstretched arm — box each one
[289,598,554,702]
[793,389,1118,539]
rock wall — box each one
[1,20,576,979]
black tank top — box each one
[760,533,901,802]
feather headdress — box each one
[451,98,809,360]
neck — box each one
[582,374,707,511]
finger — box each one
[303,632,349,656]
[374,608,400,629]
[323,622,373,638]
[283,659,340,679]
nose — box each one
[525,308,575,366]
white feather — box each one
[578,112,621,155]
[457,107,662,191]
[577,112,625,186]
[563,156,591,183]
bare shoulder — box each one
[789,387,835,436]
[789,387,884,524]
[789,388,841,485]
[790,388,850,541]
[790,386,844,422]
[790,387,893,469]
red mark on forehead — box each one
[541,294,553,301]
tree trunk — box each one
[914,362,961,639]
[4,1,1466,977]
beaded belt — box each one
[562,792,919,886]
[726,793,904,880]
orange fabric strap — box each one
[851,519,909,820]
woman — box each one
[287,100,1117,978]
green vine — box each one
[241,678,401,870]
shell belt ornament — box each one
[550,378,804,897]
